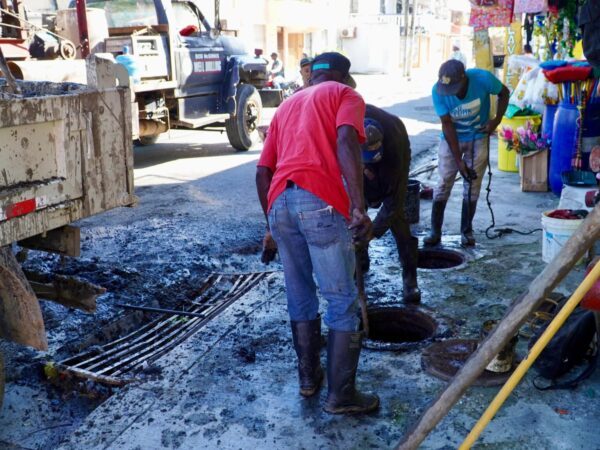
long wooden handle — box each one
[397,204,600,450]
[355,256,370,338]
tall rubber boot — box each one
[423,200,447,246]
[291,315,324,397]
[397,236,421,303]
[461,199,478,247]
[323,330,380,414]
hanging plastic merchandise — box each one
[514,0,549,14]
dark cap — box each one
[300,57,312,68]
[436,59,466,96]
[311,52,351,77]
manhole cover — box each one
[421,339,518,387]
[418,248,466,270]
[362,306,438,351]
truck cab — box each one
[78,0,268,150]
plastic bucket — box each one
[404,179,420,224]
[549,103,579,196]
[497,114,541,172]
[541,211,584,264]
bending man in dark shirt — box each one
[358,105,421,304]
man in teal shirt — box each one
[424,60,509,247]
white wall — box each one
[340,23,401,73]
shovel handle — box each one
[355,257,370,338]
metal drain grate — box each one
[56,272,272,386]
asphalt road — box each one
[4,72,595,450]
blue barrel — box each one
[582,103,600,171]
[542,104,557,141]
[549,103,578,196]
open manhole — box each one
[418,248,467,270]
[362,306,438,351]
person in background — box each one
[256,52,379,415]
[523,44,534,56]
[299,57,312,89]
[357,107,421,304]
[269,52,285,89]
[451,44,467,68]
[425,60,509,247]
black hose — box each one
[484,135,542,239]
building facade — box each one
[212,0,472,76]
[217,0,340,77]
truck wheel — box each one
[0,350,4,410]
[226,84,262,151]
[137,135,160,146]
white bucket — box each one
[541,211,584,264]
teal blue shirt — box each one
[432,68,504,142]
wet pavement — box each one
[2,72,599,450]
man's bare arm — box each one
[337,125,372,244]
[256,166,273,226]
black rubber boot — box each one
[461,199,478,247]
[323,330,380,414]
[423,200,447,246]
[397,236,421,304]
[291,316,324,397]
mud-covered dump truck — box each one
[0,57,136,407]
[5,0,271,150]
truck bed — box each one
[0,76,135,247]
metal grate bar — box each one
[55,272,272,385]
[60,274,217,368]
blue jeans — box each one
[268,185,359,331]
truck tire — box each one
[226,84,262,151]
[137,135,160,146]
[0,350,4,410]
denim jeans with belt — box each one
[268,185,359,332]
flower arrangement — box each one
[498,121,550,156]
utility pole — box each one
[402,0,409,76]
[406,0,417,78]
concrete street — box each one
[1,72,599,450]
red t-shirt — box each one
[257,81,366,219]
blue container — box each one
[549,103,578,196]
[115,46,141,83]
[542,104,557,141]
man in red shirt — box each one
[256,52,379,415]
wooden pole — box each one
[0,246,47,351]
[397,204,600,450]
[355,256,370,338]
